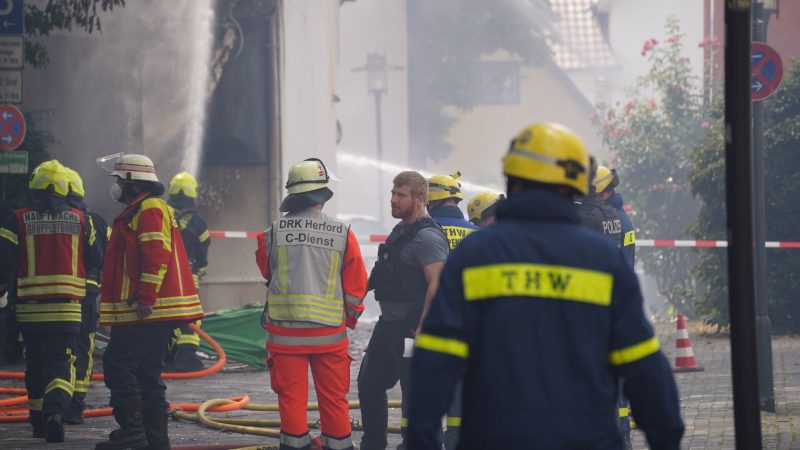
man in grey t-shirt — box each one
[358,171,449,450]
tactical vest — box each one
[267,209,349,327]
[369,217,444,303]
[579,197,623,248]
[11,207,88,326]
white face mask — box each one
[110,183,123,202]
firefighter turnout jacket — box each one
[173,208,210,287]
[99,194,204,326]
[0,202,102,333]
[407,189,683,450]
[429,205,478,249]
[579,194,623,248]
[256,208,368,355]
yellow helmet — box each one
[285,158,331,195]
[427,172,463,202]
[29,160,70,197]
[169,171,199,199]
[64,167,85,198]
[503,122,591,196]
[592,165,618,193]
[468,191,504,222]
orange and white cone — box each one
[674,314,703,372]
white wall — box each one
[280,0,342,212]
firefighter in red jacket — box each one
[256,158,368,450]
[95,154,204,450]
[0,160,101,443]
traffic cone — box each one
[673,314,703,372]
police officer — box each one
[166,171,210,372]
[0,160,101,443]
[96,154,204,450]
[256,158,368,450]
[407,123,683,449]
[427,172,478,250]
[607,172,636,267]
[467,191,504,229]
[63,167,110,425]
[579,165,623,246]
[579,165,633,447]
[359,171,449,450]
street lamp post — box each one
[353,53,403,225]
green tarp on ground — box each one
[198,303,268,368]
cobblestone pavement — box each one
[1,321,799,449]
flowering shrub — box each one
[593,17,714,315]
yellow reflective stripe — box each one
[45,378,74,396]
[0,227,17,245]
[624,231,636,247]
[192,273,200,289]
[177,334,201,346]
[326,250,340,299]
[28,398,43,411]
[16,301,82,323]
[278,246,288,292]
[106,226,111,241]
[269,295,344,312]
[26,235,35,276]
[87,279,100,288]
[17,285,86,298]
[415,333,469,359]
[141,272,162,284]
[400,418,408,428]
[100,303,204,324]
[619,407,629,418]
[18,274,86,287]
[446,416,462,427]
[609,336,660,366]
[121,257,130,301]
[268,306,343,324]
[87,215,97,246]
[462,263,613,306]
[75,332,95,392]
[71,233,79,277]
[199,230,210,242]
[139,232,167,243]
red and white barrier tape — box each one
[209,231,800,248]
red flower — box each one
[624,101,636,115]
[700,121,710,129]
[667,34,681,43]
[648,98,657,110]
[641,38,658,56]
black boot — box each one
[95,396,148,450]
[45,413,65,443]
[30,410,46,438]
[170,345,204,372]
[66,392,87,425]
[142,405,170,450]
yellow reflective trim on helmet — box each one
[0,227,17,245]
[624,231,636,247]
[609,336,660,366]
[415,333,469,359]
[618,407,630,418]
[462,263,612,306]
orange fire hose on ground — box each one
[0,323,235,423]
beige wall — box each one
[430,65,601,195]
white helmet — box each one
[110,154,159,182]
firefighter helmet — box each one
[468,191,504,223]
[427,172,463,202]
[110,154,159,182]
[280,158,334,212]
[29,160,70,197]
[592,165,619,194]
[64,167,85,198]
[168,171,199,199]
[503,123,591,195]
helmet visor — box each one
[96,152,124,174]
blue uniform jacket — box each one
[609,193,636,266]
[429,205,478,250]
[408,189,683,450]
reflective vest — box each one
[2,206,91,327]
[100,195,204,326]
[267,210,349,327]
[430,205,479,249]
